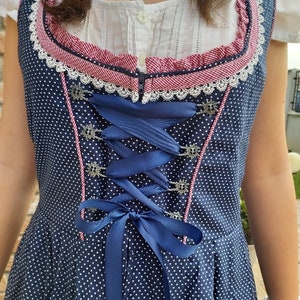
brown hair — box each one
[42,0,226,25]
[42,0,92,24]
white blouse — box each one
[1,0,300,70]
[273,0,300,43]
[0,0,19,21]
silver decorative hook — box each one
[70,83,92,101]
[81,124,102,141]
[86,162,107,178]
[169,180,190,195]
[180,144,201,159]
[197,99,220,116]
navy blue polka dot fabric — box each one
[5,0,275,299]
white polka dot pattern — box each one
[5,0,276,299]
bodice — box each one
[14,0,275,298]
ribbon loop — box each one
[76,199,202,300]
[76,94,202,299]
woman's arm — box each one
[242,40,298,299]
[0,17,37,279]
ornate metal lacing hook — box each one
[168,180,190,195]
[165,211,183,221]
[86,162,107,178]
[180,144,201,159]
[81,124,102,141]
[70,83,93,101]
[197,99,220,116]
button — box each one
[137,11,148,24]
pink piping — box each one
[183,87,232,227]
[60,73,86,240]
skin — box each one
[0,7,298,299]
[0,16,37,278]
[242,40,298,299]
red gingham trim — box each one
[49,21,138,72]
[61,72,86,240]
[36,3,139,92]
[35,0,259,94]
[46,0,249,75]
[183,86,232,227]
[146,0,249,73]
[144,0,260,92]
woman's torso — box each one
[6,0,275,298]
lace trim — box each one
[29,0,266,103]
[47,0,247,74]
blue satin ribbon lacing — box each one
[75,94,203,300]
[76,200,202,300]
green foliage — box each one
[240,191,253,245]
[293,172,300,199]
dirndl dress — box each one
[5,0,276,299]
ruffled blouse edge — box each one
[272,29,300,43]
[0,7,18,22]
[1,2,299,43]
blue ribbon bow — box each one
[76,199,202,300]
